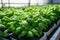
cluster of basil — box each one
[0,4,60,39]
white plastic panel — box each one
[2,0,8,3]
[10,0,29,3]
[10,4,28,7]
[38,0,49,5]
[0,0,50,7]
[30,0,37,5]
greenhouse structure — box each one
[0,0,60,40]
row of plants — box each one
[0,4,60,39]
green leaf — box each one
[27,31,33,37]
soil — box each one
[0,28,5,32]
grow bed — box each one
[50,27,60,40]
[0,4,60,40]
[47,24,59,40]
